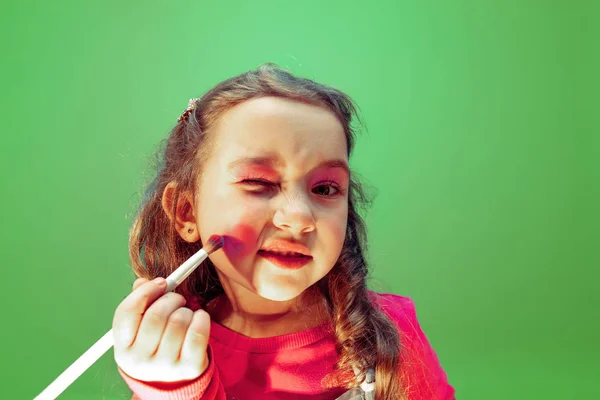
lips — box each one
[258,249,312,270]
[260,239,311,256]
[258,239,312,269]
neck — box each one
[205,285,328,338]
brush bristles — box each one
[203,234,224,254]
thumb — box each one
[132,277,149,292]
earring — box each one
[188,228,193,234]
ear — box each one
[161,181,200,243]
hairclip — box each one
[177,98,200,122]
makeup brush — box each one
[34,234,224,400]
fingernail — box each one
[154,277,166,286]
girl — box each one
[112,63,455,400]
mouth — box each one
[257,250,313,270]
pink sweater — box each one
[119,293,455,399]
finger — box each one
[132,292,187,357]
[132,277,148,291]
[180,309,211,365]
[113,278,167,350]
[155,307,194,361]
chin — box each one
[255,283,307,302]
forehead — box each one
[209,97,348,164]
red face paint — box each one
[309,167,349,187]
[233,165,279,181]
[222,223,259,263]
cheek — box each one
[222,223,259,261]
[200,184,269,259]
[322,209,348,252]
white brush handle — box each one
[166,249,207,292]
[34,248,210,400]
[34,330,114,400]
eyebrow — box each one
[227,156,350,176]
[317,159,350,177]
[227,156,284,170]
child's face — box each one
[194,96,349,302]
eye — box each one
[240,179,278,194]
[241,179,273,185]
[312,182,342,197]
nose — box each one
[272,192,316,235]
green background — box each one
[1,0,598,399]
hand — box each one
[112,277,211,383]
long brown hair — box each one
[128,63,404,399]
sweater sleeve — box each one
[374,293,456,400]
[118,345,226,400]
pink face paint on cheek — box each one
[222,223,259,262]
